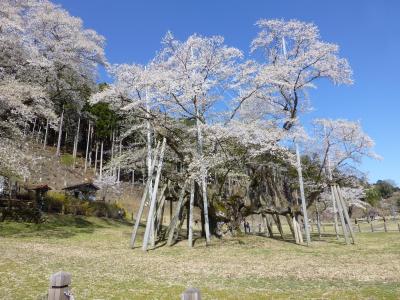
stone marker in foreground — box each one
[181,287,201,300]
[48,271,72,300]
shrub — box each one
[88,201,125,218]
[43,191,125,219]
[43,191,66,213]
[3,190,126,222]
[60,154,74,166]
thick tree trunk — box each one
[56,109,64,157]
[154,184,168,241]
[64,130,68,151]
[43,119,49,150]
[36,125,41,142]
[167,179,189,246]
[23,121,27,138]
[94,142,98,175]
[32,118,37,137]
[195,104,211,244]
[99,141,104,180]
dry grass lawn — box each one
[0,215,399,299]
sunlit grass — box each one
[0,214,399,299]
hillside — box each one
[25,142,94,190]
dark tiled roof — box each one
[25,184,52,191]
[62,182,100,191]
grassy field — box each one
[0,215,399,299]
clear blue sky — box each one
[55,0,400,185]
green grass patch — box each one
[60,153,74,166]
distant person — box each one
[246,221,251,233]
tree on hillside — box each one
[0,0,105,177]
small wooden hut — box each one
[25,184,52,208]
[62,182,99,201]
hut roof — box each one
[62,182,100,191]
[25,184,52,192]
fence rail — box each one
[309,218,400,234]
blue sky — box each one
[55,0,400,185]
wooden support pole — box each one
[285,214,296,240]
[143,138,166,251]
[297,219,303,244]
[174,206,187,243]
[332,185,350,245]
[337,185,356,244]
[130,144,160,248]
[383,219,388,232]
[265,214,273,237]
[272,214,284,240]
[153,184,168,245]
[293,217,300,244]
[295,143,311,245]
[371,222,374,232]
[330,187,340,240]
[188,179,195,247]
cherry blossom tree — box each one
[251,19,353,130]
[312,118,380,177]
[153,32,244,243]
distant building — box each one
[62,182,100,201]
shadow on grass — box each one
[0,214,131,239]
